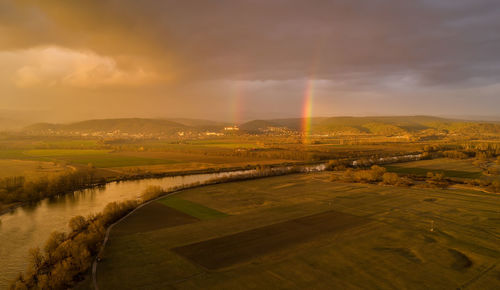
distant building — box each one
[205,132,224,136]
[224,126,239,131]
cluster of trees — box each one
[330,163,500,192]
[0,168,105,204]
[326,159,351,171]
[441,150,470,159]
[331,165,456,187]
[424,143,500,161]
[425,172,449,188]
[465,179,500,193]
[381,172,413,187]
[207,165,309,184]
[332,165,388,184]
[326,153,422,171]
[10,200,138,289]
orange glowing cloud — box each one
[2,46,164,88]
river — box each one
[0,164,325,288]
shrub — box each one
[382,172,399,185]
[68,216,88,233]
[491,180,500,192]
[426,172,448,188]
[0,168,101,204]
[140,185,165,201]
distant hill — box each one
[240,115,500,135]
[22,116,500,136]
[239,120,282,132]
[168,118,230,130]
[24,118,189,134]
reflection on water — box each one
[0,165,324,288]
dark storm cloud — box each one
[2,0,500,85]
[1,0,500,121]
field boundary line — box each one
[91,189,185,290]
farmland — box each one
[0,159,68,179]
[0,133,426,179]
[384,158,484,179]
[0,144,293,173]
[96,172,500,289]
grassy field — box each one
[384,158,484,179]
[0,160,69,178]
[97,172,500,289]
[158,196,228,220]
[0,147,293,175]
[393,159,481,172]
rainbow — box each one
[231,83,244,125]
[301,79,314,143]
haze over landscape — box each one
[1,1,500,290]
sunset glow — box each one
[1,2,500,289]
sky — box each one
[1,0,500,123]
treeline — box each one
[206,165,310,183]
[138,165,318,202]
[423,143,500,160]
[0,168,105,204]
[10,200,138,289]
[464,178,500,193]
[331,165,447,188]
[331,165,412,187]
[331,165,500,193]
[325,153,421,171]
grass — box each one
[394,158,481,172]
[384,158,483,179]
[1,149,177,168]
[384,165,483,179]
[0,147,291,173]
[186,139,265,149]
[60,154,175,168]
[112,202,200,236]
[0,150,48,161]
[97,172,500,289]
[158,196,227,220]
[0,160,68,178]
[24,149,110,157]
[172,210,367,269]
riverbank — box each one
[10,164,322,289]
[0,161,324,217]
[0,151,426,217]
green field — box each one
[0,150,49,161]
[0,146,292,173]
[96,173,500,289]
[186,140,264,149]
[0,149,178,168]
[58,154,175,168]
[0,160,69,178]
[24,149,110,157]
[394,159,482,172]
[384,158,483,179]
[158,196,228,220]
